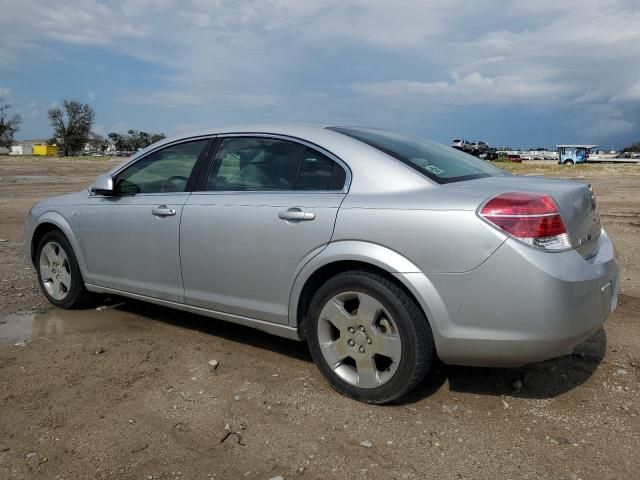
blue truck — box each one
[557,144,598,165]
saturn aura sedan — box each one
[25,125,619,403]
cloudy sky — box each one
[1,0,639,149]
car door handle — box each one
[151,205,176,217]
[278,208,315,221]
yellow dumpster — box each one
[33,145,58,156]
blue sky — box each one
[1,0,639,149]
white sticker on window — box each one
[424,165,445,175]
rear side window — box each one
[297,147,345,190]
[329,127,506,184]
[206,137,346,191]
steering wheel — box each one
[161,175,189,192]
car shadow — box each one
[402,327,607,404]
[108,298,607,403]
[113,298,313,363]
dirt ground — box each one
[1,155,639,480]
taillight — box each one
[479,192,571,251]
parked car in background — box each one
[454,139,491,157]
[476,141,489,153]
[451,138,469,151]
[479,147,499,160]
[25,124,619,404]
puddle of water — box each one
[0,307,137,344]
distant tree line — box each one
[107,130,166,151]
[623,141,640,153]
[42,98,165,155]
[0,98,21,148]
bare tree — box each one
[48,100,95,156]
[0,98,21,148]
[86,132,108,152]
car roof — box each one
[165,123,332,142]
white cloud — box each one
[353,72,570,105]
[22,100,40,120]
[173,123,212,134]
[108,121,129,134]
[0,86,10,97]
[0,0,638,140]
[122,91,278,109]
[611,82,640,102]
[587,117,634,136]
[92,124,106,136]
[352,2,640,107]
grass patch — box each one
[489,160,640,176]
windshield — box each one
[329,127,507,184]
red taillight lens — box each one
[480,192,571,250]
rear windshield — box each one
[329,127,507,184]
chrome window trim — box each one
[89,192,193,198]
[106,132,352,196]
[110,135,215,178]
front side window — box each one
[329,127,507,184]
[206,137,346,191]
[116,139,208,194]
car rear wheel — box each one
[36,230,93,309]
[306,270,434,404]
[563,160,575,165]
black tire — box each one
[306,270,434,404]
[563,160,574,165]
[36,230,93,309]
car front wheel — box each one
[306,270,434,404]
[36,230,93,309]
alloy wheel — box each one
[316,291,402,388]
[39,241,72,301]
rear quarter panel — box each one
[333,191,506,274]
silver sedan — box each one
[24,125,619,403]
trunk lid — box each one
[449,175,601,258]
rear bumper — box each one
[408,229,619,367]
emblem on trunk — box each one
[577,234,592,246]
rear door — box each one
[180,135,348,324]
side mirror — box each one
[91,173,116,196]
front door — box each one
[79,139,210,302]
[180,136,348,324]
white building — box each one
[10,144,33,155]
[9,139,49,155]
